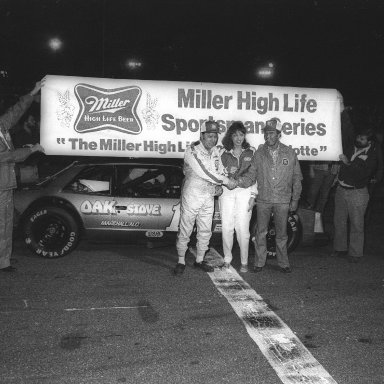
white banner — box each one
[41,75,342,160]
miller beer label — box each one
[74,84,142,134]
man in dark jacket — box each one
[331,129,377,263]
[0,80,45,272]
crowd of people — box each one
[174,113,383,275]
[0,81,382,273]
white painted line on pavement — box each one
[193,247,338,384]
[64,305,149,312]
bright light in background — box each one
[48,37,63,51]
[125,59,142,70]
[256,62,275,79]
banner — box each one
[41,75,342,160]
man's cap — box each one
[263,118,282,133]
[201,120,220,134]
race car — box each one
[14,158,323,258]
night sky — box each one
[1,0,384,105]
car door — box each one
[61,164,115,237]
[111,164,184,243]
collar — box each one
[351,144,371,162]
[194,141,217,155]
[267,143,280,153]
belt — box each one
[338,183,361,190]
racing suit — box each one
[176,141,229,262]
[219,147,257,266]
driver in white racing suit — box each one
[174,120,237,275]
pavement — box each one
[1,182,383,384]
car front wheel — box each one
[23,206,80,258]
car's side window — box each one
[117,166,183,198]
[64,165,113,195]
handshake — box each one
[225,177,238,190]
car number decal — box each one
[165,202,180,231]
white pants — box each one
[219,187,252,265]
[176,189,214,262]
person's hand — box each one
[31,143,45,153]
[289,199,299,212]
[29,77,46,101]
[226,178,237,190]
[214,185,223,196]
[248,196,256,212]
[339,154,349,165]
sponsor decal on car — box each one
[145,231,164,238]
[80,200,162,217]
[126,203,161,216]
[100,220,141,227]
[80,200,116,215]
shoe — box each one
[281,267,292,273]
[173,263,186,275]
[193,261,214,272]
[0,265,17,272]
[221,262,231,269]
[239,264,248,273]
[348,256,361,263]
[253,266,263,273]
[330,250,348,258]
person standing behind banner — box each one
[0,80,45,272]
[219,121,257,273]
[305,161,338,213]
[331,129,377,263]
[251,118,302,274]
[174,120,237,276]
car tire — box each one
[251,212,302,258]
[23,206,80,258]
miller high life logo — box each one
[74,83,142,134]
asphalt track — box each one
[1,230,383,384]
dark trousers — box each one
[333,186,369,257]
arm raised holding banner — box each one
[0,78,45,273]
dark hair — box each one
[221,121,250,150]
[357,128,374,141]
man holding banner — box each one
[0,80,45,272]
[252,118,303,274]
[174,120,237,275]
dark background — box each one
[1,0,384,118]
[1,0,382,195]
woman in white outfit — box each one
[219,121,257,272]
